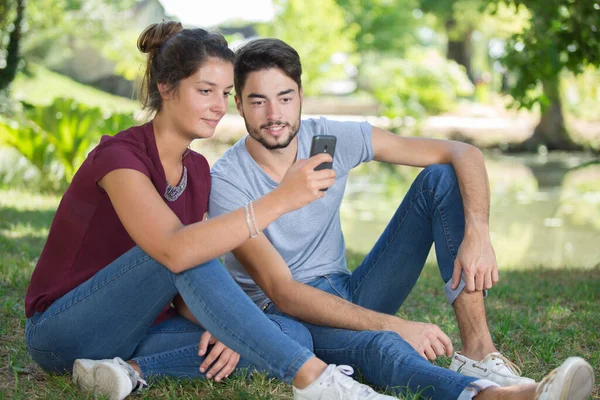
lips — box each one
[202,118,221,127]
[262,123,289,137]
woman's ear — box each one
[157,82,171,100]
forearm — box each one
[450,144,491,228]
[167,190,286,272]
[275,281,404,332]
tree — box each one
[0,0,25,92]
[496,0,600,151]
[0,0,137,92]
[259,0,359,95]
[419,0,488,82]
[336,0,419,55]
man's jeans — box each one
[265,164,481,399]
[25,248,314,383]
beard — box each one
[244,108,302,150]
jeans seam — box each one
[352,189,439,298]
[437,201,457,261]
[42,253,154,321]
[322,275,347,298]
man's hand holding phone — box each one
[309,135,337,190]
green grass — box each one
[11,64,140,113]
[1,189,599,399]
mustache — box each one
[260,121,290,129]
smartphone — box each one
[309,135,337,171]
[310,135,337,191]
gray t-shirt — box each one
[209,117,374,308]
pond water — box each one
[198,142,599,269]
[341,153,600,269]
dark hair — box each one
[137,21,235,113]
[234,38,302,97]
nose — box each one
[211,95,228,115]
[266,101,282,121]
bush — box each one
[0,98,135,191]
[359,48,474,123]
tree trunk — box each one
[445,19,474,83]
[0,0,25,91]
[519,76,581,151]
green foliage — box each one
[0,0,138,91]
[12,63,139,112]
[259,0,359,95]
[0,117,56,189]
[495,0,600,110]
[0,98,135,191]
[337,0,420,54]
[360,49,473,121]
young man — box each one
[208,38,594,399]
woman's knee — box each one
[268,315,314,351]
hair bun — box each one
[137,21,183,54]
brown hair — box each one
[234,38,302,98]
[137,21,234,113]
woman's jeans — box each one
[265,165,482,399]
[25,248,314,383]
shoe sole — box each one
[73,359,129,400]
[555,357,594,400]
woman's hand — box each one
[275,153,336,212]
[198,331,240,382]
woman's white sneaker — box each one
[293,364,397,400]
[535,357,594,400]
[72,357,147,400]
[449,352,535,386]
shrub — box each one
[0,98,135,191]
[359,48,474,123]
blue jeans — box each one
[25,247,314,383]
[265,165,480,399]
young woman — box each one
[23,21,398,400]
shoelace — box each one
[114,358,148,392]
[479,353,523,376]
[534,367,557,397]
[320,366,375,398]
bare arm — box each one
[233,236,453,360]
[371,127,498,291]
[98,153,335,273]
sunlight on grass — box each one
[12,64,140,113]
[0,190,598,399]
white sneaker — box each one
[293,364,397,400]
[535,357,594,400]
[449,352,535,387]
[73,357,147,400]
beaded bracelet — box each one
[248,200,261,237]
[243,203,257,238]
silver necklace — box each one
[164,166,187,202]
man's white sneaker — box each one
[72,357,147,400]
[535,357,594,400]
[293,364,397,400]
[449,352,535,387]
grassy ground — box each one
[1,189,598,399]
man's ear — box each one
[299,86,304,104]
[235,95,244,117]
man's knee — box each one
[418,164,460,198]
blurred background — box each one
[0,0,599,269]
